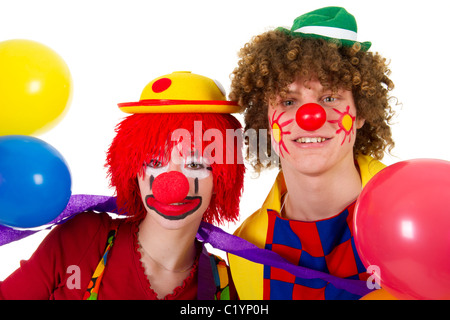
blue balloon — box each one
[0,135,72,228]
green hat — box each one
[277,6,371,51]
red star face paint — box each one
[269,110,293,158]
[328,105,356,145]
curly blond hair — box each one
[229,30,396,173]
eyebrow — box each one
[286,89,301,95]
[285,89,327,96]
[286,87,338,96]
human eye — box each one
[145,159,168,177]
[185,162,205,170]
[147,159,163,168]
[281,99,297,108]
[323,96,336,103]
[182,156,212,179]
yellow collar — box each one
[264,154,386,212]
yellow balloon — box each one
[0,39,73,136]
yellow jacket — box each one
[228,154,386,299]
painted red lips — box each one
[145,195,202,220]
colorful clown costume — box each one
[0,211,234,300]
[228,154,386,300]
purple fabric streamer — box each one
[0,194,372,297]
[197,221,372,297]
[0,195,117,246]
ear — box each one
[356,117,365,129]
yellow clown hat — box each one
[118,71,242,114]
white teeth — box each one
[296,137,327,143]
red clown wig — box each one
[105,112,245,225]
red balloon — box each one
[354,159,450,300]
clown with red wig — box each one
[0,71,245,300]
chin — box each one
[281,153,327,175]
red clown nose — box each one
[295,103,326,131]
[152,171,190,204]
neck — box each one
[281,157,361,221]
[137,216,199,272]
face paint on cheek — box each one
[194,177,199,194]
[269,110,294,158]
[149,175,154,190]
[327,106,357,145]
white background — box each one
[1,0,450,280]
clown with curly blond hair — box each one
[228,7,398,300]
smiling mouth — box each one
[145,195,202,220]
[295,137,330,144]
